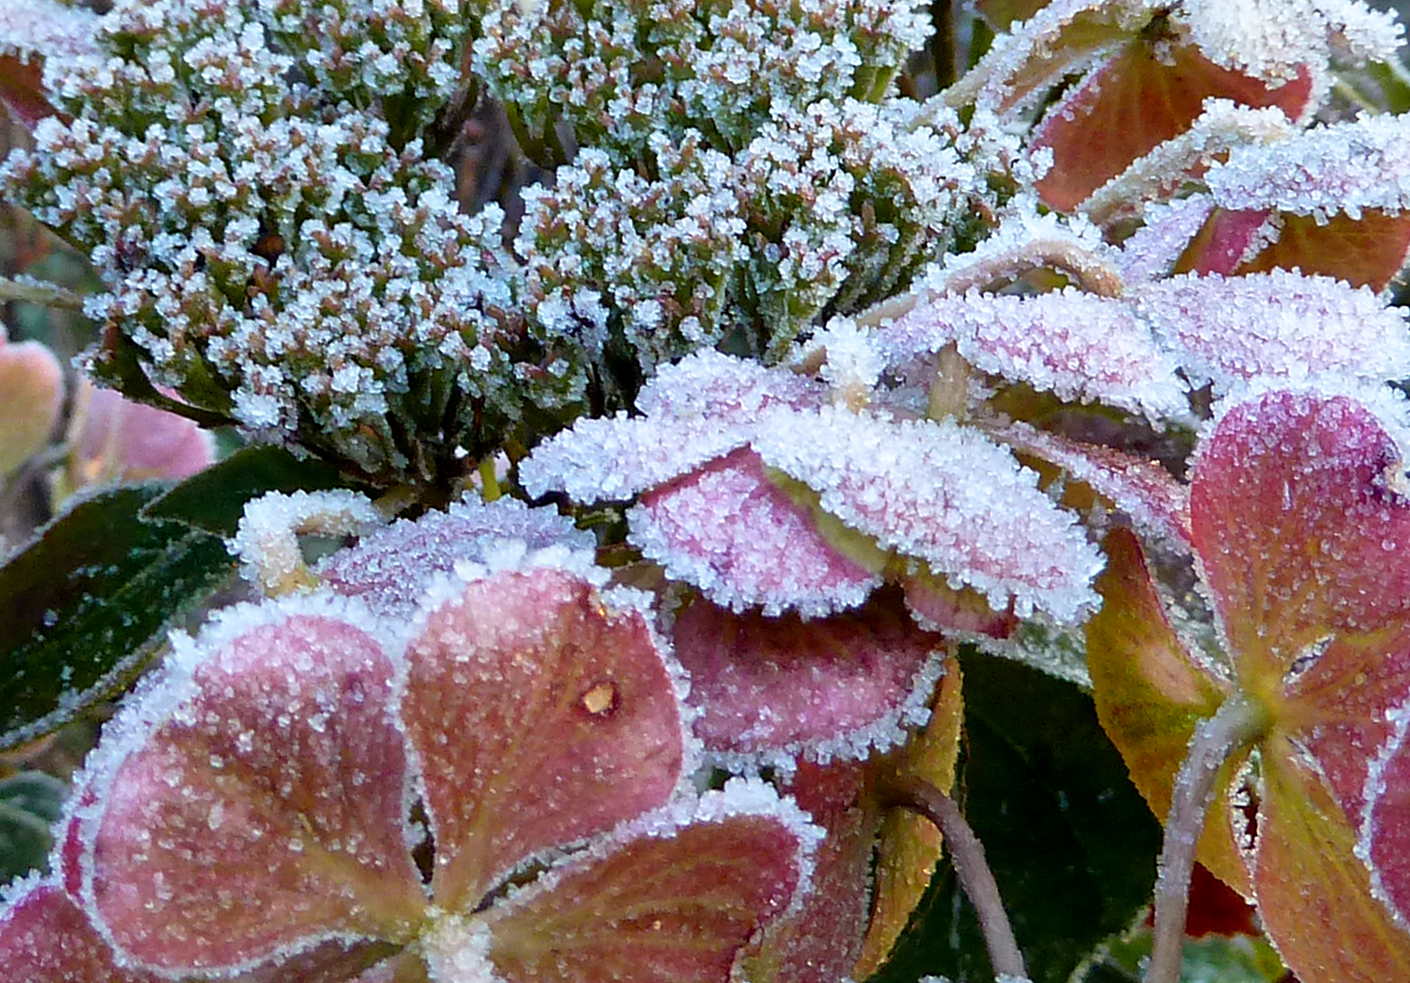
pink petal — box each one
[1193,392,1410,818]
[70,385,213,485]
[1363,708,1410,930]
[400,565,686,912]
[1193,391,1410,675]
[318,497,595,619]
[671,593,946,766]
[879,290,1187,420]
[753,406,1105,622]
[478,780,817,983]
[1115,194,1218,283]
[995,421,1191,548]
[1135,271,1410,392]
[0,338,64,478]
[738,762,875,983]
[82,598,425,975]
[630,448,881,617]
[1176,207,1279,277]
[0,880,155,982]
[519,351,823,503]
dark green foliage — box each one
[871,652,1162,983]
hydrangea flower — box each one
[1085,389,1410,983]
[1,548,818,982]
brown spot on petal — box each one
[580,680,619,717]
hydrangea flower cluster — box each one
[8,1,1410,983]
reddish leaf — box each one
[401,566,685,912]
[1237,210,1410,291]
[1033,41,1310,211]
[1176,207,1279,277]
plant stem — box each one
[885,774,1028,981]
[1144,695,1265,983]
[0,275,85,312]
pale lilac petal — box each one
[1205,114,1410,221]
[1135,271,1410,392]
[629,448,881,617]
[671,594,946,766]
[400,565,686,913]
[633,349,824,420]
[754,406,1105,622]
[1115,195,1218,283]
[519,351,823,502]
[81,597,424,976]
[879,289,1188,420]
[0,879,155,982]
[318,496,595,619]
[476,779,819,983]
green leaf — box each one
[0,486,233,749]
[0,772,69,881]
[141,444,349,537]
[869,651,1162,983]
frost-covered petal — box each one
[519,415,756,503]
[401,566,686,912]
[629,448,880,617]
[0,879,154,982]
[996,422,1191,547]
[633,349,825,421]
[519,351,824,503]
[1254,741,1410,983]
[1192,392,1410,687]
[479,780,818,983]
[753,407,1104,622]
[738,762,875,983]
[1194,392,1410,824]
[1362,704,1410,933]
[1031,41,1309,212]
[1200,115,1410,290]
[82,598,425,975]
[319,497,595,619]
[879,290,1188,420]
[1136,271,1410,393]
[671,593,946,767]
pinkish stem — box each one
[886,775,1028,981]
[1144,695,1264,983]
